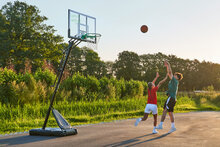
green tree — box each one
[105,61,114,78]
[113,51,141,80]
[0,1,63,72]
[83,47,106,78]
[66,46,84,76]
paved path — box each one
[1,111,220,147]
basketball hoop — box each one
[81,33,101,50]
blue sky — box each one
[1,0,220,63]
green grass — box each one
[0,92,220,135]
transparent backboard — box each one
[68,9,97,43]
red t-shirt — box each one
[147,86,158,105]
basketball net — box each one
[82,33,101,50]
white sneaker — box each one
[152,129,158,134]
[156,124,163,130]
[134,118,141,126]
[168,127,176,133]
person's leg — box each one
[168,111,176,133]
[161,108,167,122]
[152,114,158,133]
[156,98,169,129]
[142,113,149,121]
[153,114,157,127]
[168,112,174,123]
[156,108,167,129]
[167,98,176,133]
[135,113,149,126]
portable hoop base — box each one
[28,9,101,136]
[29,128,77,137]
[29,40,80,137]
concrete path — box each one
[1,111,220,147]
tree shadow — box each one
[104,133,170,147]
[0,135,57,146]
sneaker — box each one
[134,118,141,126]
[152,129,158,134]
[156,124,163,130]
[168,127,176,133]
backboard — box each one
[68,9,97,43]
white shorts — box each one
[144,104,158,115]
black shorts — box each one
[163,97,176,112]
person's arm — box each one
[157,74,168,88]
[164,61,173,80]
[152,72,159,84]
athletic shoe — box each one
[156,124,163,130]
[134,118,141,126]
[168,127,176,133]
[152,129,158,134]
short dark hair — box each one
[175,72,183,81]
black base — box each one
[29,128,77,137]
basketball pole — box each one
[42,39,81,130]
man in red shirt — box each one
[135,72,168,134]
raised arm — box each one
[157,74,168,88]
[152,72,159,84]
[164,61,173,80]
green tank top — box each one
[167,76,179,99]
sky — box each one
[1,0,220,63]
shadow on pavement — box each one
[104,133,170,147]
[0,135,57,146]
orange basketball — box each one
[140,25,148,33]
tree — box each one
[66,46,84,76]
[0,10,11,67]
[113,51,141,80]
[105,61,114,78]
[83,47,107,78]
[0,1,64,72]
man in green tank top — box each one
[156,61,183,133]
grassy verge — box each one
[0,92,220,135]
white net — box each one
[84,33,101,50]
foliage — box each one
[113,51,141,80]
[0,1,63,72]
[34,68,56,86]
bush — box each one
[85,75,100,93]
[125,80,144,98]
[142,81,148,96]
[99,77,116,100]
[34,68,56,86]
[0,67,148,105]
[60,73,87,101]
[110,78,126,99]
[0,82,17,105]
[0,68,17,84]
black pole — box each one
[42,40,81,129]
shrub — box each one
[85,75,100,93]
[0,68,17,84]
[110,78,126,99]
[34,68,56,86]
[125,80,144,98]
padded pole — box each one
[42,40,81,129]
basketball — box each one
[140,25,148,33]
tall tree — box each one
[66,46,84,76]
[113,51,141,80]
[0,11,11,67]
[83,47,107,78]
[0,1,63,72]
[105,61,114,78]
